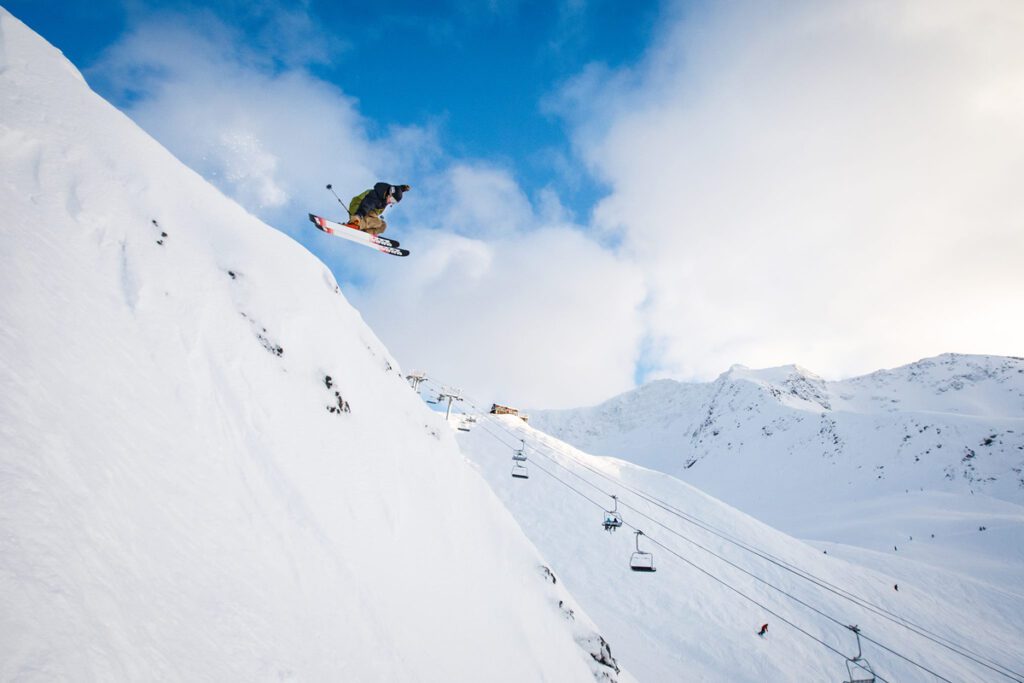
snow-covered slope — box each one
[529,356,1024,583]
[455,412,1024,682]
[0,9,626,681]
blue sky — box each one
[10,0,663,220]
[8,1,1024,409]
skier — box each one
[346,182,411,235]
[757,623,768,637]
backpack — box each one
[348,190,371,217]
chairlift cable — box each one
[470,402,967,683]
[425,379,1021,682]
[470,418,853,666]
[496,410,1018,682]
[450,389,1022,682]
[472,411,862,628]
[638,534,891,681]
[474,410,923,674]
[472,418,878,679]
[511,421,1023,681]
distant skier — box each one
[757,623,768,637]
[346,182,410,235]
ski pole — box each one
[325,184,347,210]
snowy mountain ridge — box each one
[0,9,625,681]
[532,353,1023,483]
[529,354,1024,578]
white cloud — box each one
[349,217,647,409]
[90,12,646,408]
[425,164,535,237]
[558,0,1024,381]
[84,0,1024,410]
[90,15,435,231]
[341,163,649,409]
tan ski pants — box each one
[351,214,387,235]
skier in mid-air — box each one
[345,182,410,235]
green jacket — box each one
[349,182,409,218]
[348,189,374,218]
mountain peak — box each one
[715,363,831,410]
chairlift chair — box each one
[845,662,876,683]
[511,462,529,479]
[512,440,527,462]
[457,417,472,432]
[603,495,623,532]
[630,530,656,572]
[842,626,876,683]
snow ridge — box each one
[0,9,624,681]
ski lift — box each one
[603,495,623,532]
[406,371,427,391]
[437,387,464,420]
[630,530,656,572]
[512,440,527,462]
[842,626,876,683]
[511,441,528,478]
[456,416,472,432]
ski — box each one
[309,214,400,247]
[308,214,409,257]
